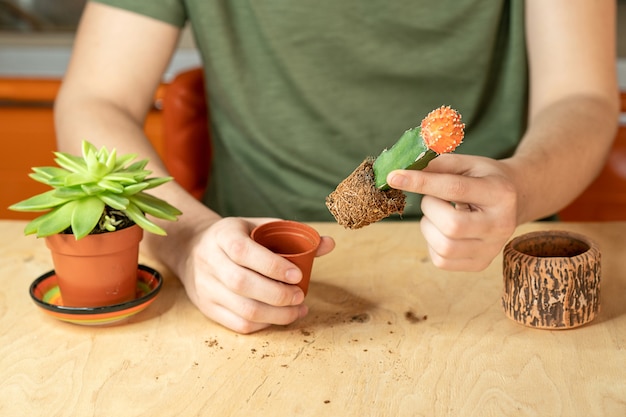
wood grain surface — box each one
[1,220,625,416]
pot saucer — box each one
[29,264,163,326]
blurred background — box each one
[1,0,626,81]
[1,0,626,82]
[0,0,200,80]
[0,0,85,31]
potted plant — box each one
[9,140,182,308]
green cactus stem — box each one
[372,127,437,190]
[372,105,464,190]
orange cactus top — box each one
[420,105,465,154]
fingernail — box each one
[292,290,305,305]
[298,304,309,317]
[388,173,407,188]
[285,268,301,284]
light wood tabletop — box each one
[1,219,625,416]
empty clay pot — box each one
[251,220,321,295]
[502,230,601,329]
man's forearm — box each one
[503,92,619,224]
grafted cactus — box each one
[326,105,464,229]
[373,105,464,189]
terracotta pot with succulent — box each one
[10,140,182,309]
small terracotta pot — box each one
[251,220,321,295]
[502,230,601,329]
[45,225,144,307]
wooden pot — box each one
[251,221,321,295]
[45,225,144,307]
[502,230,601,329]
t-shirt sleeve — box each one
[89,0,187,28]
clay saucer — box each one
[29,264,163,326]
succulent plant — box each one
[9,140,182,240]
[373,105,465,189]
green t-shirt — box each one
[92,0,528,222]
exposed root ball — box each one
[325,157,406,229]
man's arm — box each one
[386,0,619,271]
[507,0,619,223]
[54,2,222,260]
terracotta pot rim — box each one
[250,220,321,295]
[505,229,599,260]
[251,220,321,256]
[45,224,144,256]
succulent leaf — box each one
[142,176,174,190]
[8,190,70,211]
[81,184,105,195]
[31,166,68,181]
[63,172,95,187]
[35,203,76,237]
[81,140,98,159]
[115,154,141,170]
[23,214,48,236]
[99,193,130,210]
[53,186,88,199]
[54,152,88,174]
[103,173,139,184]
[70,197,105,239]
[105,148,117,171]
[122,183,149,195]
[84,147,103,175]
[131,192,182,220]
[124,203,167,236]
[98,179,125,193]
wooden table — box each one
[1,220,625,416]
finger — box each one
[201,299,307,334]
[419,216,483,261]
[219,228,303,285]
[426,245,490,272]
[421,194,486,239]
[386,154,496,205]
[316,236,335,257]
[215,256,306,305]
[420,215,507,272]
[194,271,309,332]
[388,168,492,208]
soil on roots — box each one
[326,157,406,229]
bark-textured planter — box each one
[45,225,144,307]
[502,230,601,329]
[251,221,321,295]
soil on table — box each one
[325,157,406,229]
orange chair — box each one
[161,68,211,200]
